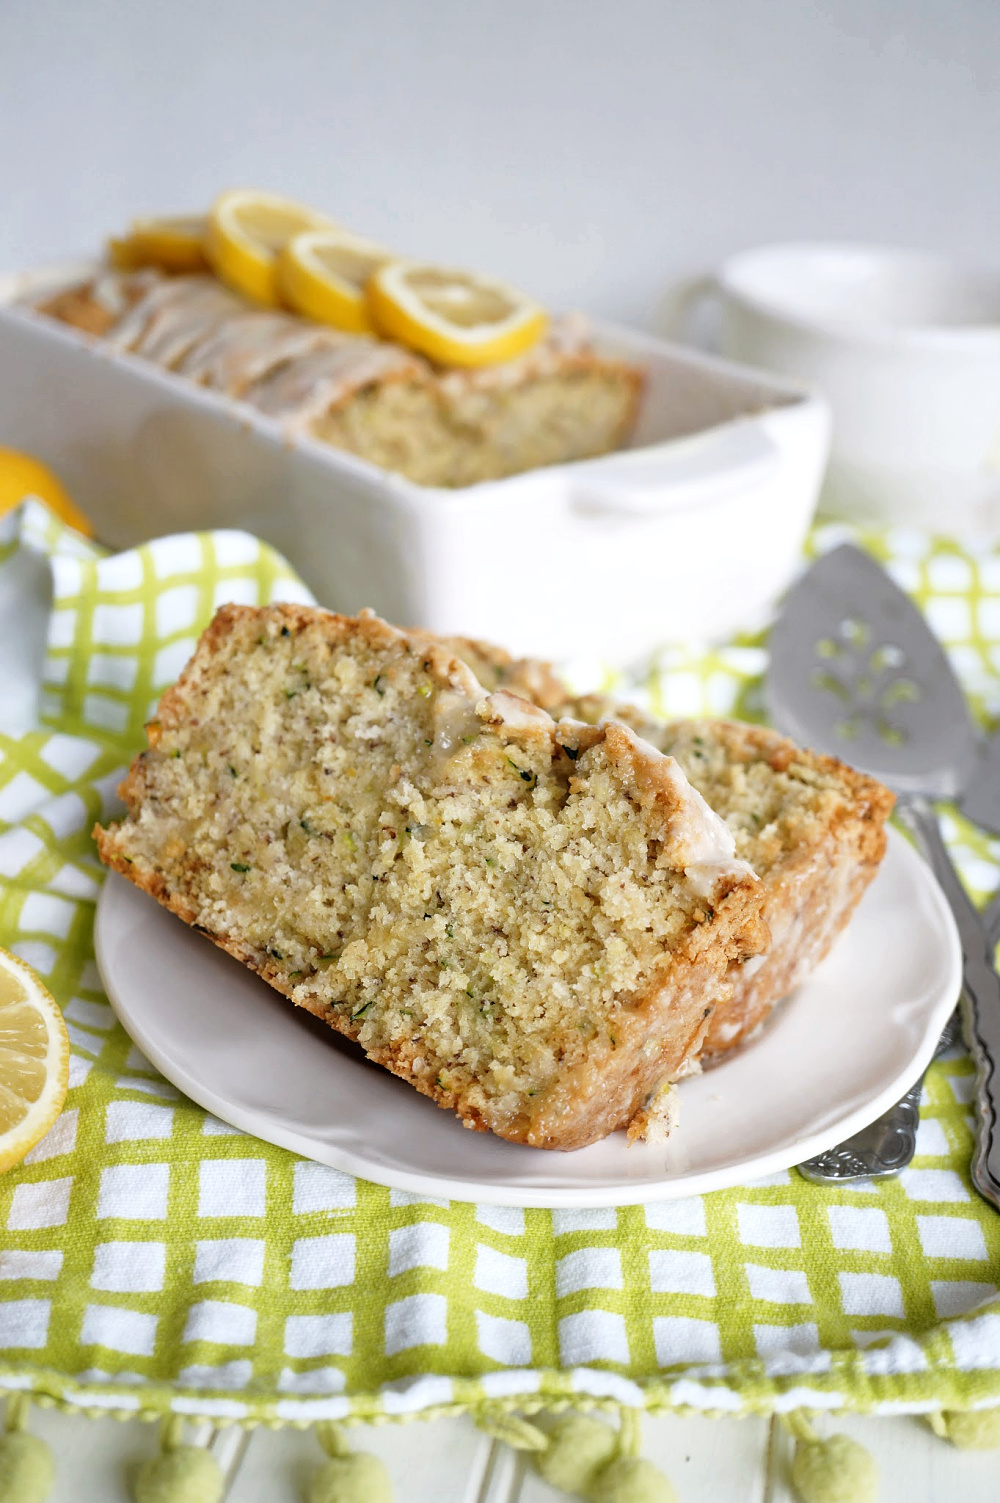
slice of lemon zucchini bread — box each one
[455,652,894,1059]
[95,606,767,1150]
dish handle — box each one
[569,422,780,519]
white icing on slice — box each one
[481,691,554,733]
[657,753,757,899]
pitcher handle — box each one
[655,273,721,345]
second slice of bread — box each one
[452,641,894,1058]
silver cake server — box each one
[961,723,1000,838]
[766,543,1000,1206]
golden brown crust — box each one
[36,286,118,338]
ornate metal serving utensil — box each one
[961,723,1000,838]
[767,544,1000,1204]
[796,1011,962,1183]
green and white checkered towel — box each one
[1,496,999,1429]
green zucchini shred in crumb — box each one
[231,862,251,873]
[506,757,535,784]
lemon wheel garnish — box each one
[0,949,70,1174]
[367,261,548,367]
[0,447,93,537]
[108,215,209,274]
[277,230,394,334]
[205,190,336,307]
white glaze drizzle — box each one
[104,276,243,367]
[179,314,344,395]
[44,271,599,432]
[245,340,425,428]
[656,750,757,900]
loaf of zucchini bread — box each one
[33,271,643,488]
[95,606,768,1150]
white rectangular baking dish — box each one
[0,261,830,659]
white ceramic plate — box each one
[94,828,961,1207]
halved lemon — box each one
[205,190,336,307]
[367,261,548,366]
[0,447,94,537]
[108,215,209,274]
[277,230,394,334]
[0,949,70,1174]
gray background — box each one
[1,0,997,324]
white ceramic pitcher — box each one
[661,242,1000,537]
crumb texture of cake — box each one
[33,271,643,488]
[439,641,894,1058]
[95,607,766,1150]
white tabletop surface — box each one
[23,1404,998,1500]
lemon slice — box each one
[108,215,209,274]
[277,230,393,334]
[205,190,336,307]
[0,447,94,537]
[0,949,70,1173]
[367,261,548,367]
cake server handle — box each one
[796,1016,961,1185]
[895,795,1000,1211]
